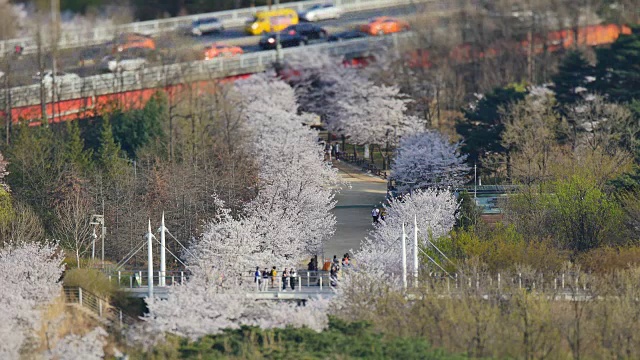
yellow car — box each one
[245,8,298,35]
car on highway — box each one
[360,16,410,36]
[190,17,224,36]
[78,47,107,67]
[259,23,328,50]
[112,33,156,53]
[204,44,244,60]
[100,53,147,73]
[328,30,368,42]
[32,71,81,86]
[299,4,343,22]
[245,8,299,35]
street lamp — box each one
[89,215,105,266]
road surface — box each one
[324,160,387,259]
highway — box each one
[1,3,434,87]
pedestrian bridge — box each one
[113,269,339,300]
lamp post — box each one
[90,215,105,266]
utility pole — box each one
[474,163,477,200]
[51,0,59,123]
[275,0,283,65]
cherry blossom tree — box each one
[45,327,107,360]
[392,131,470,192]
[142,271,330,341]
[353,189,459,277]
[188,73,340,274]
[0,241,64,358]
[284,52,422,165]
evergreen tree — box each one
[551,50,595,105]
[64,120,92,173]
[595,27,640,102]
[455,83,527,164]
[111,93,166,158]
[97,117,122,176]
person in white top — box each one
[371,207,380,224]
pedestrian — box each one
[334,143,341,159]
[254,266,261,291]
[262,268,269,291]
[290,268,297,290]
[282,268,289,291]
[342,254,349,267]
[331,143,336,159]
[371,207,380,223]
[325,143,332,161]
[270,266,277,288]
[380,208,387,221]
[333,255,340,266]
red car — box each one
[360,17,410,36]
[204,44,244,60]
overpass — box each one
[0,22,629,124]
[0,32,413,124]
[0,0,446,57]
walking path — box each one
[324,160,388,258]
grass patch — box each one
[63,268,118,299]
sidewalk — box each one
[324,160,388,258]
[332,160,388,184]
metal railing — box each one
[0,0,448,57]
[108,269,190,288]
[112,269,342,291]
[1,32,417,109]
[63,287,138,328]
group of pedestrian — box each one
[323,142,341,161]
[254,266,297,291]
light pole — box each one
[90,215,105,266]
[401,222,407,290]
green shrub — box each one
[63,267,117,299]
[133,318,465,360]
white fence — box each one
[1,32,416,109]
[0,0,450,57]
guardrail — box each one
[63,286,138,329]
[0,32,418,109]
[0,0,447,57]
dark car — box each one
[77,47,108,67]
[259,23,328,50]
[328,30,368,42]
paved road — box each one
[324,160,387,259]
